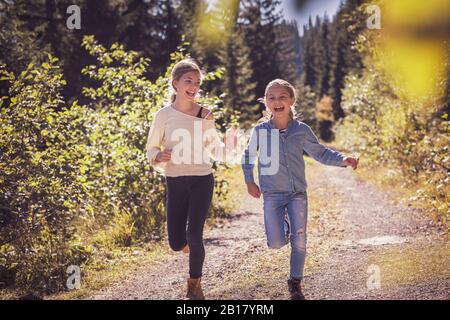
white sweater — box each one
[146,105,229,177]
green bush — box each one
[0,55,89,293]
[0,36,237,295]
[335,36,449,226]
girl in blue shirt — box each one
[242,79,358,300]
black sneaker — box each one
[287,278,306,300]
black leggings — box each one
[165,173,214,279]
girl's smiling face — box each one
[173,71,201,102]
[266,84,295,119]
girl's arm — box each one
[301,123,346,167]
[145,111,164,165]
[203,117,230,162]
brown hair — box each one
[258,79,297,121]
[168,59,203,103]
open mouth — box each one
[186,91,196,98]
[274,106,285,113]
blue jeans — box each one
[263,191,308,280]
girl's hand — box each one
[246,182,261,198]
[224,128,239,151]
[343,156,359,170]
[155,149,172,162]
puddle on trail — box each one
[343,235,407,246]
[358,235,407,246]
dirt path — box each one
[87,163,449,300]
[87,189,266,300]
[305,165,449,300]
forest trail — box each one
[86,162,449,300]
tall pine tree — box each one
[240,0,284,112]
[275,20,301,85]
[328,0,365,119]
[218,27,258,128]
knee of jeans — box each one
[290,228,307,252]
[267,240,286,249]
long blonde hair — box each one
[168,59,203,103]
[258,79,298,121]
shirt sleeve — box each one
[241,127,259,183]
[145,111,164,165]
[301,123,346,167]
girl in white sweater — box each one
[146,59,230,300]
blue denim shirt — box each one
[241,119,346,193]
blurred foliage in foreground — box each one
[334,0,449,227]
[0,36,237,295]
